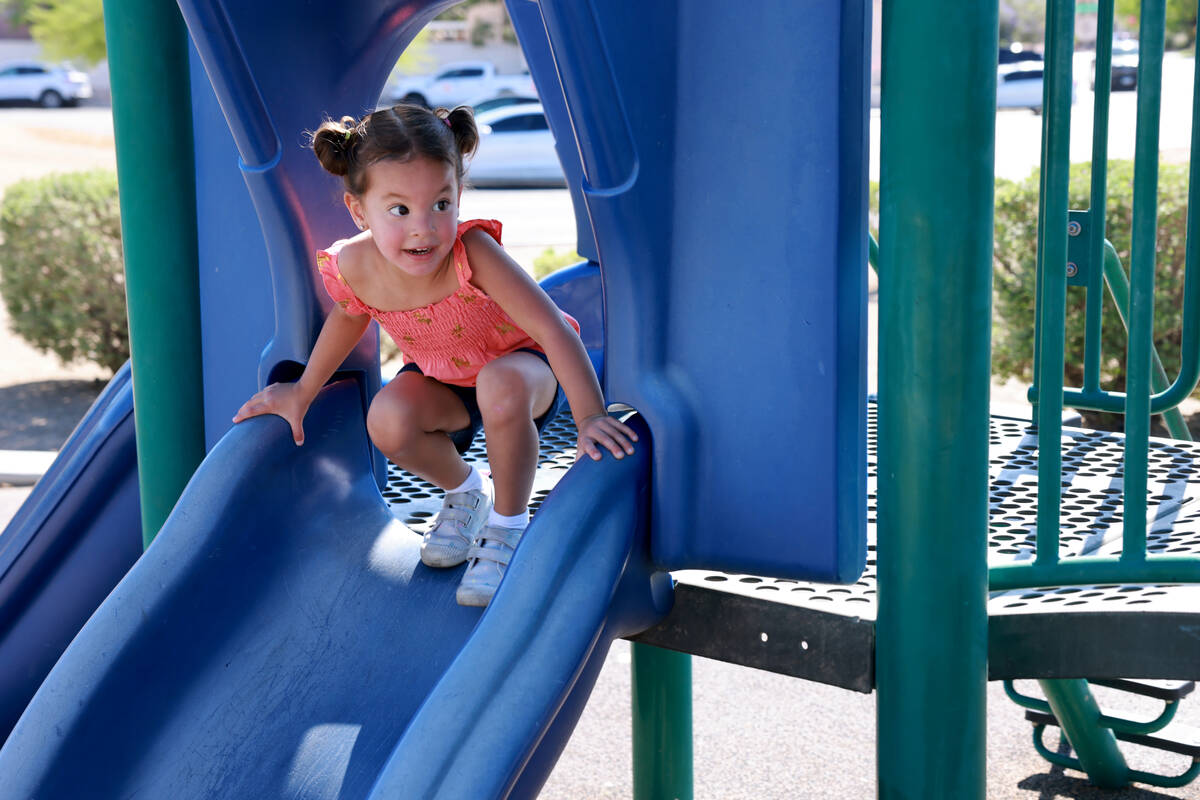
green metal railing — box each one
[868,2,1200,790]
[996,0,1200,593]
[1007,681,1186,739]
[993,0,1200,791]
[1007,678,1200,789]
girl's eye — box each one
[435,200,451,212]
[389,205,409,216]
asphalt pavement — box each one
[543,645,1200,799]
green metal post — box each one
[1082,0,1115,394]
[631,643,693,800]
[875,1,995,797]
[102,0,205,548]
[1033,0,1076,565]
[1122,0,1167,563]
[1039,678,1130,788]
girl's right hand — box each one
[232,382,312,446]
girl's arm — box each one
[464,229,637,460]
[232,304,371,445]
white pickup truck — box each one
[385,61,537,108]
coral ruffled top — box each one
[316,219,579,387]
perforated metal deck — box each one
[382,406,1200,694]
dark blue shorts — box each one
[398,348,566,455]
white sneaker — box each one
[420,486,492,568]
[456,524,524,607]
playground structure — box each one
[0,0,1198,798]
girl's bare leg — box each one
[474,353,557,516]
[367,371,473,490]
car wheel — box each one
[403,92,428,108]
[38,89,63,108]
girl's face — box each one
[345,156,461,278]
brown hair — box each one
[310,103,479,195]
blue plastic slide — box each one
[0,365,142,741]
[0,380,667,798]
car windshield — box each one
[999,48,1042,64]
[1003,69,1043,83]
[472,96,538,115]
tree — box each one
[0,0,39,28]
[28,0,106,67]
[999,0,1047,47]
[391,27,434,77]
[1115,0,1198,47]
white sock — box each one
[447,465,486,495]
[488,508,529,529]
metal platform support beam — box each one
[1039,679,1130,788]
[875,0,997,796]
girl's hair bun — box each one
[310,115,361,177]
[441,105,479,160]
[313,103,478,195]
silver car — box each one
[0,61,92,108]
[466,104,566,187]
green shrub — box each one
[992,160,1191,394]
[532,246,581,280]
[0,170,126,373]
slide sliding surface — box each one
[0,365,142,741]
[0,380,665,799]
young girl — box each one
[233,104,636,607]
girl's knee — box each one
[476,361,534,426]
[366,391,422,455]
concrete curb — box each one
[0,449,56,486]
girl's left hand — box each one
[576,413,639,461]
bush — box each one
[532,246,581,280]
[0,170,127,373]
[992,160,1191,395]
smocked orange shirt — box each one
[317,219,580,387]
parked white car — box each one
[0,61,92,107]
[997,64,1045,111]
[386,61,536,109]
[466,104,565,187]
[996,63,1074,113]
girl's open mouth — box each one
[406,247,433,256]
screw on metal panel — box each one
[1068,220,1082,236]
[1066,262,1078,277]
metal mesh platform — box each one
[381,405,1200,692]
[382,415,579,533]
